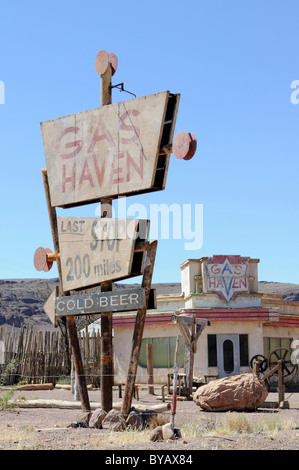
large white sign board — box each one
[41,91,179,208]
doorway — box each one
[217,334,240,378]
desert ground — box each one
[0,385,299,453]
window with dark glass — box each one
[240,334,249,366]
[207,334,217,367]
[223,339,234,373]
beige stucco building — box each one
[89,255,299,387]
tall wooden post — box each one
[170,335,180,432]
[41,169,91,414]
[121,240,157,417]
[278,360,285,406]
[99,62,114,412]
[146,343,154,395]
[172,314,209,397]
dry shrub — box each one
[221,412,253,434]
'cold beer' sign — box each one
[41,91,179,208]
[55,288,145,316]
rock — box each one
[102,409,126,431]
[68,411,91,428]
[126,410,144,429]
[193,373,268,412]
[89,408,107,428]
[149,426,163,442]
[162,423,175,440]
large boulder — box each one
[193,373,268,411]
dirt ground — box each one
[1,386,299,453]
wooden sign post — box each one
[41,169,91,415]
[172,314,209,397]
[36,49,197,418]
[121,239,157,417]
[99,57,114,413]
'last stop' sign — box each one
[41,91,179,208]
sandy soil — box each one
[1,386,299,452]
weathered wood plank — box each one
[16,383,54,391]
[121,240,157,417]
[41,169,91,414]
[57,217,149,291]
[14,399,170,412]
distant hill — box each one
[258,281,299,302]
[0,278,298,331]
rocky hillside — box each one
[258,281,299,302]
[0,278,299,331]
[0,278,60,331]
[0,278,182,331]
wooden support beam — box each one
[41,169,91,414]
[262,364,279,381]
[194,320,210,351]
[178,323,191,346]
[172,313,209,397]
[278,360,285,406]
[146,343,154,395]
[121,240,157,417]
[99,63,113,413]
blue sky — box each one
[0,0,299,285]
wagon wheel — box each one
[250,354,268,373]
[268,348,298,378]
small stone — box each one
[68,411,91,428]
[126,410,144,429]
[162,423,175,440]
[102,409,126,432]
[174,427,182,439]
[89,408,107,428]
[149,426,163,442]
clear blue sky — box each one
[0,0,299,285]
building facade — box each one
[89,255,299,386]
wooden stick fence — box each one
[0,326,101,387]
